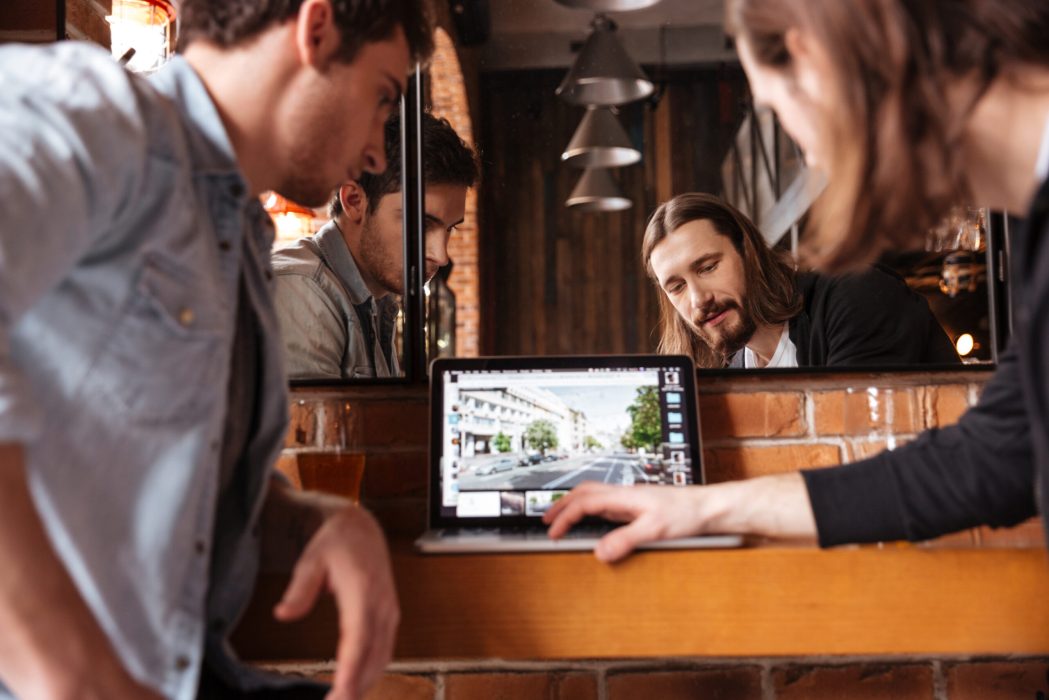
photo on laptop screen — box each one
[431,356,701,525]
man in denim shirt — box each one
[0,1,433,698]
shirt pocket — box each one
[87,254,226,425]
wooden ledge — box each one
[235,544,1049,661]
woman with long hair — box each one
[545,0,1049,561]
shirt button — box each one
[195,540,206,555]
[265,270,273,281]
[210,618,225,634]
[178,308,195,327]
[230,183,245,198]
[175,655,190,671]
[219,240,232,252]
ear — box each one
[338,182,368,225]
[783,28,830,103]
[294,0,341,70]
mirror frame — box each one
[289,64,429,387]
[288,46,1013,388]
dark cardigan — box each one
[805,177,1049,546]
[728,266,959,368]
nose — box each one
[425,231,451,270]
[361,117,387,175]
[689,282,713,312]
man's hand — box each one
[272,504,398,700]
[543,473,818,562]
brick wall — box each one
[278,369,1047,698]
[65,0,111,45]
[429,28,481,358]
[267,658,1049,700]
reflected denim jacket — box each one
[0,43,289,698]
[273,222,401,379]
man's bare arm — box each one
[259,476,399,700]
[0,444,161,699]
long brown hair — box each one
[726,0,1049,272]
[642,193,801,368]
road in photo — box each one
[458,451,666,491]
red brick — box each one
[919,385,970,429]
[66,0,111,45]
[774,664,933,700]
[359,451,429,499]
[813,389,917,437]
[843,436,913,463]
[444,672,598,700]
[364,673,436,700]
[286,400,318,448]
[700,391,806,440]
[607,668,761,700]
[946,660,1049,700]
[703,444,840,482]
[294,668,435,698]
[978,518,1046,548]
[358,401,429,449]
[431,31,480,360]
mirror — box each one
[34,0,1003,383]
[468,0,1003,371]
[272,34,479,383]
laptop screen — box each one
[429,355,701,527]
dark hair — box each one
[177,0,435,65]
[726,0,1049,272]
[330,111,479,217]
[642,193,801,368]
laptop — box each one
[415,354,744,553]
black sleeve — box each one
[818,268,958,366]
[802,342,1036,546]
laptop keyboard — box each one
[442,524,612,540]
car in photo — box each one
[474,457,517,476]
[641,456,664,475]
[518,451,543,467]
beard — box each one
[276,148,340,209]
[358,217,405,298]
[689,299,757,359]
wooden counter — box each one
[235,543,1049,661]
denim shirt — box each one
[0,43,289,698]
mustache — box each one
[691,300,739,327]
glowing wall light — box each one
[107,0,175,74]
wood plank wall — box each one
[478,66,748,356]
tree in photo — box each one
[492,431,511,453]
[583,435,603,451]
[524,419,559,455]
[625,386,661,452]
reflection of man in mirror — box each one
[643,193,959,369]
[273,113,478,379]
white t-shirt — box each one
[744,324,798,369]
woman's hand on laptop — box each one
[543,474,818,562]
